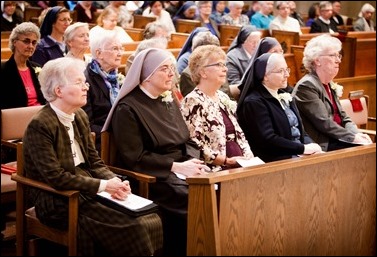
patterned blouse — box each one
[180,88,252,171]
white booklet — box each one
[97,191,153,211]
[236,156,265,167]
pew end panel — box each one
[186,145,376,256]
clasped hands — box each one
[105,177,132,200]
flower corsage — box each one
[117,73,125,86]
[330,81,343,98]
[277,92,293,106]
[33,66,42,75]
[160,90,174,109]
[222,98,237,114]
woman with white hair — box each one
[82,31,124,152]
[292,34,373,151]
[22,56,163,256]
[221,1,250,26]
[102,48,210,256]
[354,3,375,31]
[64,22,91,63]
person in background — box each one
[107,1,134,29]
[176,26,210,74]
[353,3,375,31]
[74,1,98,24]
[14,1,30,21]
[165,1,183,18]
[92,1,109,9]
[172,1,198,25]
[143,20,170,40]
[180,31,229,97]
[246,1,260,19]
[1,22,46,109]
[292,34,373,151]
[251,1,275,29]
[269,1,302,35]
[196,1,220,38]
[221,1,250,26]
[82,32,124,152]
[125,1,144,15]
[102,48,210,256]
[329,1,344,26]
[237,53,322,163]
[89,6,133,45]
[226,25,261,86]
[210,1,228,25]
[181,45,253,172]
[310,1,338,33]
[288,1,305,27]
[1,1,22,32]
[31,6,71,66]
[234,37,284,101]
[306,2,320,27]
[23,56,162,256]
[142,1,176,36]
[64,22,91,64]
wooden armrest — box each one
[367,117,376,123]
[107,165,156,183]
[1,139,19,149]
[359,129,376,136]
[11,174,80,197]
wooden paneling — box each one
[187,144,376,255]
[133,15,156,29]
[175,19,201,34]
[271,30,300,53]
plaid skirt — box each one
[78,196,163,256]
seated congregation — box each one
[1,1,376,256]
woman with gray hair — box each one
[292,34,372,151]
[82,31,124,152]
[23,56,163,256]
[103,48,210,256]
[64,22,91,63]
[353,3,375,31]
[1,22,46,109]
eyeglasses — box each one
[320,53,342,60]
[58,18,73,24]
[16,38,38,46]
[64,81,90,89]
[204,62,227,68]
[270,67,291,75]
[158,65,175,74]
[102,46,124,54]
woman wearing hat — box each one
[103,48,210,256]
[237,52,322,162]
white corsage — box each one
[277,92,293,106]
[160,90,174,109]
[33,66,42,74]
[117,73,125,86]
[330,81,343,98]
[222,98,237,113]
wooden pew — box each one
[168,32,189,48]
[271,30,299,53]
[1,31,11,40]
[284,53,298,86]
[347,31,376,39]
[1,48,12,60]
[301,26,311,34]
[186,144,376,256]
[354,38,376,76]
[24,6,42,23]
[2,39,9,48]
[218,24,241,46]
[125,28,144,41]
[175,19,201,34]
[122,41,141,51]
[133,15,156,29]
[334,75,376,120]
